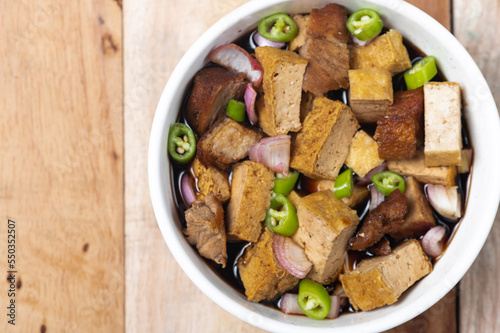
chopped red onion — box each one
[421,226,447,258]
[426,184,462,221]
[181,173,196,207]
[280,293,342,319]
[355,163,387,186]
[273,234,312,279]
[351,33,380,46]
[253,30,286,48]
[369,185,385,211]
[249,135,291,176]
[244,83,258,125]
[209,43,263,86]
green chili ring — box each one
[297,279,332,320]
[273,170,300,196]
[265,193,298,236]
[334,168,354,200]
[346,8,384,41]
[226,99,246,122]
[258,13,298,42]
[371,171,406,196]
[167,123,197,164]
[404,56,438,90]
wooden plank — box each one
[454,0,500,331]
[123,1,264,332]
[0,0,123,332]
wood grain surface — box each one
[0,0,124,332]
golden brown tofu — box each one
[300,91,315,123]
[387,149,457,186]
[340,239,432,311]
[348,69,394,123]
[345,130,385,177]
[184,193,227,267]
[225,161,274,242]
[342,185,370,209]
[292,190,359,284]
[350,30,412,75]
[291,97,360,180]
[389,177,435,240]
[286,190,303,208]
[424,82,463,166]
[255,47,308,136]
[192,158,230,204]
[289,14,309,51]
[374,115,418,160]
[238,228,299,302]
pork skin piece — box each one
[375,115,418,160]
[226,161,274,242]
[255,47,308,135]
[424,82,463,166]
[368,238,392,256]
[387,87,424,145]
[348,68,394,123]
[292,190,359,284]
[340,239,432,311]
[349,189,407,252]
[192,158,231,204]
[300,3,350,95]
[345,130,385,177]
[186,67,247,135]
[184,193,227,267]
[238,228,299,302]
[290,97,360,180]
[387,149,457,186]
[197,117,262,171]
[289,14,310,51]
[349,29,412,75]
[389,176,436,240]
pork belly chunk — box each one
[255,47,308,135]
[424,82,463,166]
[238,228,299,302]
[300,3,350,95]
[197,117,262,170]
[387,87,424,145]
[226,161,274,242]
[289,14,309,51]
[345,130,385,177]
[388,149,457,186]
[186,67,246,135]
[375,115,418,160]
[350,30,412,75]
[292,190,359,284]
[390,176,436,240]
[184,193,227,267]
[340,239,433,311]
[348,69,393,123]
[291,97,360,180]
[192,158,230,204]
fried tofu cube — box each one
[424,82,463,166]
[289,14,309,51]
[350,30,412,75]
[238,228,299,302]
[348,69,394,123]
[340,239,432,311]
[387,149,457,186]
[375,115,418,160]
[389,177,436,240]
[345,130,385,177]
[192,158,231,204]
[226,161,274,242]
[292,190,359,284]
[286,190,303,208]
[255,47,308,136]
[290,97,360,180]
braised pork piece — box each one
[169,2,472,321]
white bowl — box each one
[149,0,500,332]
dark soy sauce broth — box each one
[170,28,473,315]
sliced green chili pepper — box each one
[334,168,354,200]
[404,56,438,90]
[226,99,246,122]
[297,279,331,320]
[167,123,196,164]
[346,9,384,41]
[265,193,298,236]
[273,170,300,196]
[371,171,406,196]
[258,13,298,42]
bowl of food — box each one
[148,0,500,332]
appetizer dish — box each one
[167,4,472,320]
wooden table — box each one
[0,0,498,332]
